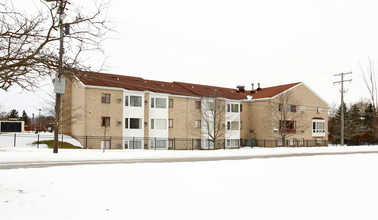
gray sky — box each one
[1,0,377,116]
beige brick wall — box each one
[168,96,202,149]
[241,84,328,147]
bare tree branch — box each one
[0,0,112,91]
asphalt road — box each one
[1,150,378,170]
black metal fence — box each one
[0,133,336,149]
[330,139,378,146]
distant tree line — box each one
[329,100,376,141]
[0,107,54,129]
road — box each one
[1,150,378,170]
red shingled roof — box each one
[75,71,301,100]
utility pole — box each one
[47,0,68,153]
[334,72,352,146]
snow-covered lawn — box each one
[1,132,378,163]
[1,133,378,219]
[1,153,378,220]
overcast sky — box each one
[1,0,378,116]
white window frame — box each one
[130,95,142,107]
[312,119,325,137]
[128,118,142,129]
[155,119,167,129]
[156,98,167,108]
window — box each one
[151,119,154,129]
[205,101,215,111]
[130,96,142,107]
[169,119,173,128]
[156,98,166,108]
[125,118,128,129]
[129,118,142,129]
[151,98,155,108]
[300,138,304,146]
[289,138,296,146]
[195,101,201,109]
[279,120,296,133]
[169,139,174,149]
[125,140,142,149]
[101,140,110,149]
[125,96,129,106]
[277,139,283,146]
[240,104,243,112]
[317,107,323,113]
[316,138,323,144]
[312,119,325,136]
[195,139,201,148]
[151,139,167,149]
[228,121,239,130]
[300,106,306,111]
[101,94,110,104]
[155,119,166,129]
[169,99,174,108]
[227,139,239,147]
[101,117,110,127]
[195,120,201,128]
[290,105,296,112]
[227,104,239,113]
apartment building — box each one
[62,71,328,149]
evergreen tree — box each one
[7,109,19,119]
[21,110,29,125]
[347,104,363,139]
[331,102,348,139]
[363,103,375,139]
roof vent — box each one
[257,83,262,91]
[236,85,245,93]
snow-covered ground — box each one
[1,132,378,163]
[1,153,378,220]
[1,133,378,219]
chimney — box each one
[257,83,262,91]
[236,85,245,93]
[251,83,254,90]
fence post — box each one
[37,134,40,149]
[109,136,112,150]
[192,138,194,151]
[14,133,16,147]
[155,137,157,150]
[133,137,135,149]
[85,136,88,149]
[173,138,176,150]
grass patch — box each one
[32,140,82,149]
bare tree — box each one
[264,90,307,146]
[0,0,111,91]
[361,57,378,136]
[200,97,226,149]
[42,92,82,132]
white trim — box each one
[85,84,126,91]
[246,82,328,106]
